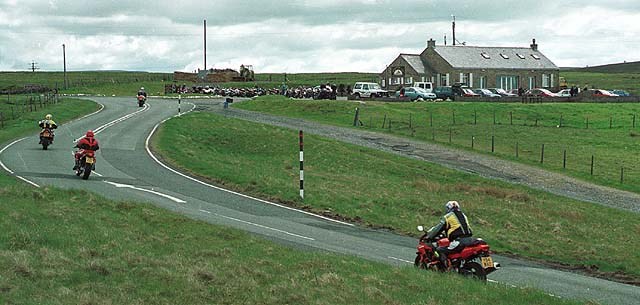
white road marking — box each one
[144,103,354,227]
[0,138,27,174]
[214,212,315,241]
[198,209,211,214]
[16,176,40,188]
[74,103,149,142]
[104,180,186,203]
[92,171,103,177]
[388,256,413,264]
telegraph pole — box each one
[62,44,68,89]
[203,19,207,70]
[29,61,39,72]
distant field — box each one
[562,71,640,95]
[567,61,640,74]
[236,96,640,195]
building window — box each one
[531,54,541,60]
[500,53,509,59]
[479,76,486,89]
[516,53,526,59]
[528,76,537,89]
[551,74,555,88]
[439,74,449,86]
[542,74,550,88]
[421,76,426,82]
[459,73,471,86]
[497,75,519,91]
[382,79,386,87]
[406,77,413,84]
[481,52,490,59]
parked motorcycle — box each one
[414,226,499,281]
[39,128,54,150]
[137,95,146,107]
[74,149,96,180]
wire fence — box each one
[0,93,61,129]
[352,107,639,187]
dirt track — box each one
[197,99,640,213]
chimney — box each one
[427,38,436,49]
[530,38,538,51]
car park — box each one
[395,87,436,101]
[352,82,388,99]
[555,89,572,97]
[611,89,631,96]
[579,89,619,97]
[473,89,501,98]
[488,88,517,97]
[461,88,481,97]
[524,88,557,97]
[434,86,454,100]
[413,82,434,93]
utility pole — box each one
[62,44,67,89]
[29,61,39,72]
[203,19,207,70]
[452,15,456,46]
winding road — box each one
[1,97,637,305]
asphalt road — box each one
[1,97,637,305]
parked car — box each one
[488,88,517,97]
[473,89,501,98]
[413,82,434,93]
[395,87,436,101]
[524,88,557,97]
[461,88,480,97]
[434,86,455,100]
[555,89,572,97]
[579,89,618,97]
[352,82,388,99]
[611,89,631,97]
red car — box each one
[524,88,557,97]
[461,88,480,97]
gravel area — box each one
[196,99,640,213]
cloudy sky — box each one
[1,0,639,73]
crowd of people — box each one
[164,83,351,99]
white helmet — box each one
[445,200,460,212]
[45,114,52,120]
[140,87,145,90]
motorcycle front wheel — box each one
[459,261,487,281]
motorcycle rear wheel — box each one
[82,163,92,180]
[459,261,487,281]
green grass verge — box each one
[0,186,579,305]
[153,111,640,280]
[235,96,640,194]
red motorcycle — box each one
[137,95,146,107]
[74,149,96,180]
[414,226,499,281]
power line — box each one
[29,60,39,72]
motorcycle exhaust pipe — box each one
[494,262,501,270]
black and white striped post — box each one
[178,94,181,113]
[299,130,304,199]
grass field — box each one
[153,111,640,280]
[235,96,640,194]
[0,100,576,305]
[562,71,640,95]
[0,185,579,305]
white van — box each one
[352,82,388,98]
[414,82,433,93]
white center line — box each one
[104,180,186,203]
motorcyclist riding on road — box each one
[73,130,100,170]
[38,114,58,143]
[424,200,473,269]
[137,87,147,98]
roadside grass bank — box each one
[153,111,640,281]
[235,96,640,194]
[0,187,580,305]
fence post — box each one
[409,113,412,129]
[299,130,304,199]
[633,114,636,128]
[452,110,455,125]
[510,111,513,125]
[0,112,3,128]
[382,114,387,128]
[491,136,495,153]
[563,149,567,169]
[620,167,624,183]
[493,110,496,125]
[430,111,433,127]
[471,136,474,149]
[535,117,538,127]
[353,107,360,126]
[540,144,545,164]
[610,116,612,129]
[590,155,594,176]
[449,127,452,143]
[474,110,477,125]
[586,117,589,129]
[515,142,519,158]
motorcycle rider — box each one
[424,200,473,270]
[137,87,147,98]
[38,114,58,143]
[73,130,100,170]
